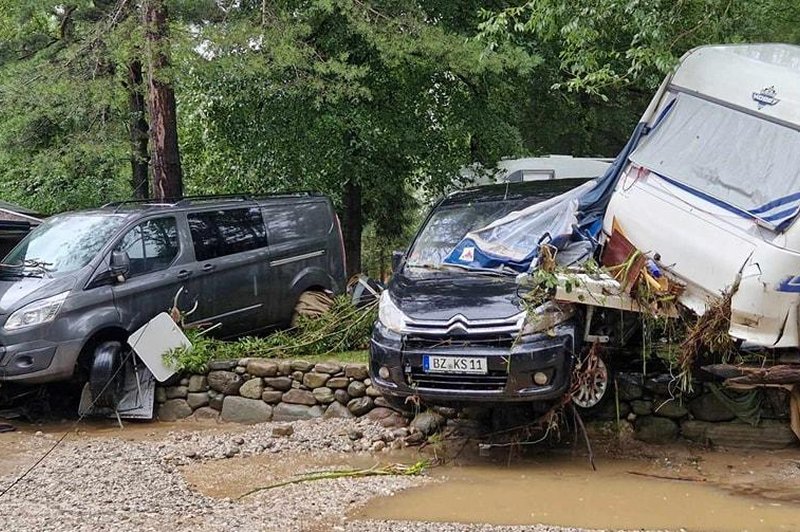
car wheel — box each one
[571,352,610,410]
[89,341,127,409]
[291,291,334,327]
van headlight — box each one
[4,292,69,331]
[521,301,575,335]
[378,291,407,333]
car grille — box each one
[404,333,517,350]
[408,370,508,391]
[404,312,524,336]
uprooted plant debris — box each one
[164,295,377,373]
[519,235,756,395]
[237,460,430,500]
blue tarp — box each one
[443,122,648,273]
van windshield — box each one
[3,213,127,277]
[407,199,534,269]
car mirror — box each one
[391,250,405,273]
[110,251,130,282]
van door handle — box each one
[202,263,216,272]
[177,270,193,280]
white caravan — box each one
[602,44,800,349]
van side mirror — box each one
[110,251,130,281]
[391,250,405,273]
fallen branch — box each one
[627,471,706,483]
[236,460,429,500]
[571,403,596,471]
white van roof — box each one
[670,44,800,128]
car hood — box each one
[0,275,77,315]
[389,269,522,322]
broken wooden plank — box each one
[725,365,800,386]
[554,272,677,317]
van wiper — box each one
[24,259,52,278]
[439,263,514,277]
[0,259,52,279]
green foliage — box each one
[177,0,537,241]
[164,296,376,372]
[479,0,800,158]
[480,0,800,97]
[0,1,136,213]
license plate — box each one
[423,355,488,375]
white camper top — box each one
[668,44,800,129]
[495,155,612,182]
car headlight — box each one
[378,291,407,333]
[521,301,575,336]
[4,292,69,331]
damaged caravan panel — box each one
[603,44,800,348]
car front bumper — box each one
[0,338,83,384]
[369,322,576,405]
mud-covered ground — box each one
[0,417,798,532]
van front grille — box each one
[408,370,508,391]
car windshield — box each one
[3,213,127,277]
[407,198,537,269]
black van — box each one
[369,180,608,410]
[0,193,345,387]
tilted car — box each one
[0,193,345,407]
[369,180,607,410]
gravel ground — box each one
[0,419,439,532]
[343,522,586,532]
[2,417,795,532]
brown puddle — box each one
[355,452,800,532]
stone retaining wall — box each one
[605,372,796,448]
[156,361,797,449]
[155,358,404,426]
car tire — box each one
[291,291,334,327]
[89,341,127,409]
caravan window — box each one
[630,92,800,228]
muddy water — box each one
[357,453,800,531]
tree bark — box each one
[143,0,183,201]
[342,179,363,278]
[127,60,150,199]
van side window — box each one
[264,202,330,244]
[116,217,179,277]
[188,208,267,261]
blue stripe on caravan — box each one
[647,170,800,230]
[777,276,800,293]
[652,172,757,220]
[761,206,800,223]
[750,191,800,214]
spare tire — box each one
[89,341,126,409]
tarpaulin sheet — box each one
[443,180,595,271]
[630,92,800,230]
[443,122,648,273]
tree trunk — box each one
[127,60,150,199]
[143,0,183,201]
[342,179,362,278]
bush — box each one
[164,296,377,372]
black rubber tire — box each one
[89,341,126,409]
